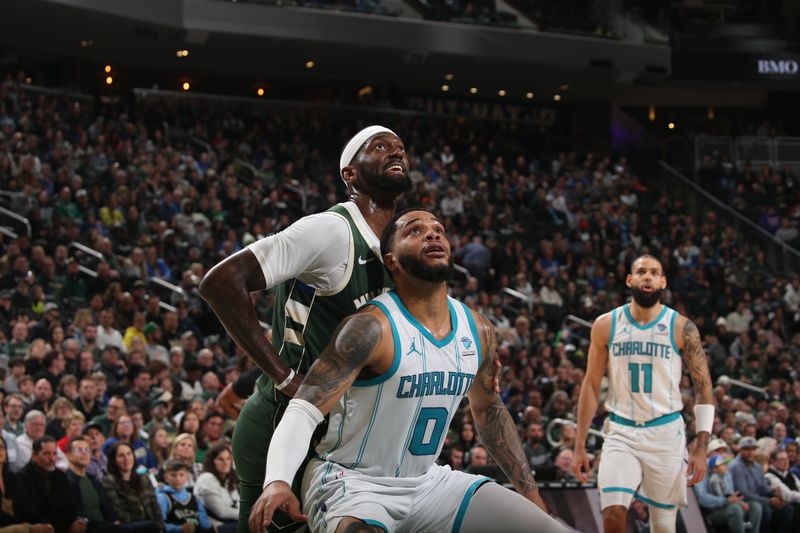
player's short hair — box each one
[630,254,663,274]
[379,208,419,260]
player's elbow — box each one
[199,263,240,304]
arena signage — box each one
[405,96,558,126]
[757,59,799,76]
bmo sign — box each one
[757,59,799,76]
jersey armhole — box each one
[462,304,483,368]
[607,309,617,353]
[669,310,680,355]
[352,303,401,387]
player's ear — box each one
[625,274,632,287]
[341,166,357,192]
[384,252,399,274]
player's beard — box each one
[631,286,662,308]
[398,251,453,283]
[358,165,412,196]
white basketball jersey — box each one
[315,291,482,478]
[606,304,683,423]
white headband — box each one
[339,125,398,173]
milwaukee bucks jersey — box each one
[315,291,483,478]
[256,202,393,400]
[606,304,683,423]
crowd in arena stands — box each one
[696,153,800,250]
[1,73,800,532]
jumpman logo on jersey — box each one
[406,338,422,357]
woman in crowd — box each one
[101,442,163,532]
[147,426,170,474]
[56,411,85,452]
[160,433,201,488]
[56,375,79,404]
[102,413,157,469]
[45,324,64,354]
[193,443,239,532]
[45,397,75,440]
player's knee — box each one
[648,506,678,533]
[602,505,627,533]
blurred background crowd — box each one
[1,64,800,532]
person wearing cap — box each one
[696,451,761,533]
[730,435,793,532]
[82,421,108,480]
[199,125,410,532]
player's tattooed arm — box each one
[469,314,539,497]
[682,318,714,405]
[295,311,383,415]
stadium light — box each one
[553,94,561,101]
[648,105,656,121]
[305,60,315,69]
[526,92,534,99]
[708,106,715,120]
[498,89,506,97]
[469,87,478,94]
[257,88,265,96]
[105,76,113,85]
[445,73,454,81]
[668,122,675,130]
[104,65,111,73]
[182,82,191,91]
[441,85,450,92]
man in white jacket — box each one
[765,448,800,530]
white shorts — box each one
[597,413,687,511]
[302,458,490,533]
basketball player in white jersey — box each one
[572,255,714,533]
[250,210,567,533]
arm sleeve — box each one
[232,367,261,399]
[246,212,351,290]
[263,399,324,488]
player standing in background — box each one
[200,125,411,532]
[573,255,714,533]
[252,210,567,533]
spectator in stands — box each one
[162,433,201,488]
[102,413,156,470]
[56,411,85,453]
[4,358,26,393]
[765,449,800,528]
[74,378,103,421]
[0,434,52,533]
[193,443,239,531]
[14,436,84,533]
[195,413,225,463]
[730,436,793,532]
[146,426,170,473]
[102,442,164,531]
[123,365,152,416]
[144,324,168,365]
[696,454,760,533]
[157,459,212,533]
[14,410,46,472]
[28,378,54,414]
[95,347,126,390]
[522,422,555,481]
[82,422,107,481]
[96,309,125,354]
[90,394,126,436]
[45,397,75,440]
[3,394,25,436]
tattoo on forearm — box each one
[475,396,538,493]
[475,315,497,394]
[297,313,382,408]
[683,320,714,405]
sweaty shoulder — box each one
[245,211,351,289]
[671,312,691,350]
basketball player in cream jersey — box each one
[573,255,714,533]
[251,210,567,533]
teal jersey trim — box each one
[353,300,402,387]
[388,291,457,348]
[461,302,483,367]
[669,309,680,355]
[623,304,669,331]
[608,308,618,352]
[451,477,491,533]
[362,519,389,532]
[601,487,676,509]
[320,390,348,459]
[609,411,681,428]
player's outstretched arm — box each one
[467,313,546,511]
[249,309,386,532]
[572,313,610,483]
[680,317,715,486]
[199,249,302,395]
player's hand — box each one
[248,481,307,532]
[492,359,502,394]
[686,447,707,487]
[571,446,592,483]
[278,373,305,398]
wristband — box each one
[275,369,296,391]
[694,404,715,434]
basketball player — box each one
[572,255,714,533]
[199,126,411,532]
[251,210,567,533]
